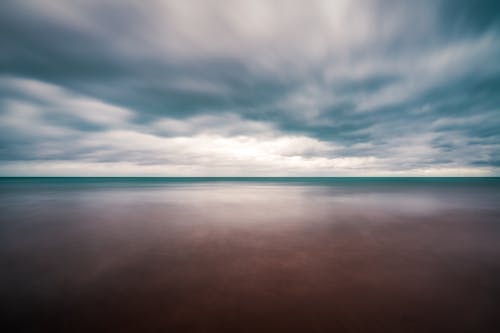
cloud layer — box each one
[1,0,499,175]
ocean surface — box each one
[1,177,500,332]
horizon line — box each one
[1,176,499,179]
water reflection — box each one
[1,179,500,332]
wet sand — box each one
[1,178,500,332]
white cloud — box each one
[0,77,133,127]
[1,75,498,176]
[1,1,499,176]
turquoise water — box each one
[1,177,500,332]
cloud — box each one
[0,0,499,175]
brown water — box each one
[1,178,500,332]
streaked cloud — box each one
[0,0,499,175]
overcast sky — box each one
[1,0,499,176]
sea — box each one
[1,177,500,332]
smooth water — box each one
[1,178,500,332]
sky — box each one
[1,0,499,176]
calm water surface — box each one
[1,178,500,332]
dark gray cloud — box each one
[0,0,499,175]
